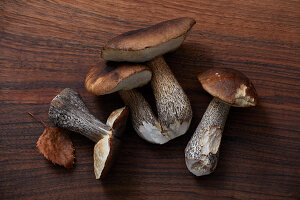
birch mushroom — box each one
[85,61,163,143]
[100,17,195,144]
[185,68,258,176]
[48,88,129,179]
[85,61,152,95]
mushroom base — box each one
[119,89,191,144]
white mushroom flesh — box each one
[94,135,110,179]
[93,107,127,179]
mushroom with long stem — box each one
[185,68,258,176]
[48,88,129,179]
[98,17,195,144]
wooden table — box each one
[1,1,299,199]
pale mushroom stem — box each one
[148,56,192,135]
[185,97,230,176]
[49,88,111,143]
[119,89,164,144]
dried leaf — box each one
[37,127,74,168]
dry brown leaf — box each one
[36,127,75,168]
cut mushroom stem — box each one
[48,88,129,179]
[49,88,111,142]
[185,98,230,176]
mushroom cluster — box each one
[85,17,196,144]
[34,18,258,179]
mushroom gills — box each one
[185,97,230,176]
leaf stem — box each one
[28,112,48,128]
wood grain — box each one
[0,0,299,199]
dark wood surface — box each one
[1,0,299,199]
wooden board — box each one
[1,0,299,199]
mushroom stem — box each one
[49,88,111,143]
[148,56,193,136]
[185,97,230,176]
[119,56,193,144]
[119,89,166,144]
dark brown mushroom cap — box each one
[85,61,152,95]
[198,68,258,107]
[101,17,196,62]
[94,107,129,179]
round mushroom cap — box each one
[85,61,152,95]
[198,68,258,107]
[101,17,196,62]
[94,107,129,179]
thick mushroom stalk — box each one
[119,89,165,143]
[185,98,230,176]
[149,56,192,135]
[48,88,129,179]
[119,57,192,144]
[49,88,111,142]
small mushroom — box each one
[99,17,195,144]
[185,68,258,176]
[48,88,129,179]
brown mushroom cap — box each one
[94,107,129,179]
[101,17,196,62]
[198,68,258,107]
[85,61,152,95]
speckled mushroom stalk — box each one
[49,88,129,179]
[49,88,111,142]
[119,57,192,144]
[185,68,258,176]
[185,98,230,176]
[100,17,196,144]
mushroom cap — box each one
[101,17,196,62]
[94,107,129,179]
[198,68,258,107]
[85,61,152,95]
